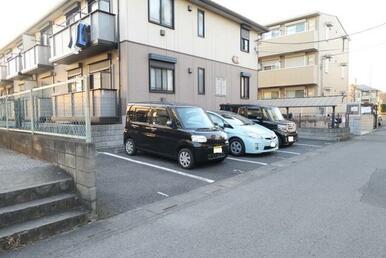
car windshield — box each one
[262,107,284,121]
[220,112,254,126]
[176,107,214,130]
[247,107,284,122]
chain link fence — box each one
[0,77,91,142]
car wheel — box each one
[229,138,245,156]
[178,148,195,169]
[125,138,137,156]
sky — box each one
[0,0,385,91]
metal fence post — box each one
[30,89,34,134]
[83,76,92,143]
[5,96,8,129]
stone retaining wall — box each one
[0,130,96,214]
[298,127,350,142]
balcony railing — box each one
[6,55,23,80]
[259,31,318,58]
[258,65,318,88]
[22,45,52,75]
[0,65,10,86]
[49,10,116,64]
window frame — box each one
[148,0,175,29]
[197,9,205,38]
[197,67,205,95]
[149,61,175,94]
[240,26,250,53]
[240,75,250,99]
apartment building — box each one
[0,0,267,126]
[257,12,349,100]
[350,84,381,105]
[0,0,120,124]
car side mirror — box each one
[166,120,174,128]
[224,123,233,129]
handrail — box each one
[22,44,49,54]
[50,9,116,38]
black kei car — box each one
[220,104,298,146]
[124,103,229,169]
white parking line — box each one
[227,157,268,166]
[157,192,169,197]
[276,150,301,155]
[99,152,215,184]
[295,143,322,148]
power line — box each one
[259,21,386,45]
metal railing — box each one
[6,55,22,79]
[22,45,51,73]
[0,77,91,142]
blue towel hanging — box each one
[76,22,90,48]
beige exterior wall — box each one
[119,0,259,70]
[120,41,257,112]
[258,13,349,102]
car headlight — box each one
[191,135,207,143]
[246,132,262,139]
[278,124,288,132]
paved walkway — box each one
[5,128,386,257]
[0,147,68,193]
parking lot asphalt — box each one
[96,139,332,219]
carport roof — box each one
[257,95,346,108]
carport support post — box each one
[331,106,336,128]
[286,107,289,118]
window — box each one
[284,55,305,68]
[215,77,227,96]
[324,58,330,74]
[90,71,111,89]
[262,60,281,71]
[240,26,250,53]
[325,26,331,40]
[240,76,250,99]
[149,60,175,93]
[263,28,280,39]
[67,67,83,93]
[150,108,170,126]
[65,6,81,26]
[149,0,174,28]
[89,60,112,89]
[286,22,306,35]
[208,114,225,128]
[197,68,205,95]
[286,89,305,98]
[130,106,151,123]
[40,26,52,46]
[262,91,279,99]
[197,9,205,38]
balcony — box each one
[258,65,318,88]
[0,65,11,86]
[6,55,24,80]
[22,45,52,75]
[49,10,117,64]
[259,31,318,58]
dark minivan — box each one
[220,104,297,146]
[124,103,229,169]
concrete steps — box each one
[0,173,88,250]
[0,210,87,250]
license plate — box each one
[213,146,223,154]
[270,141,276,148]
[288,136,294,142]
